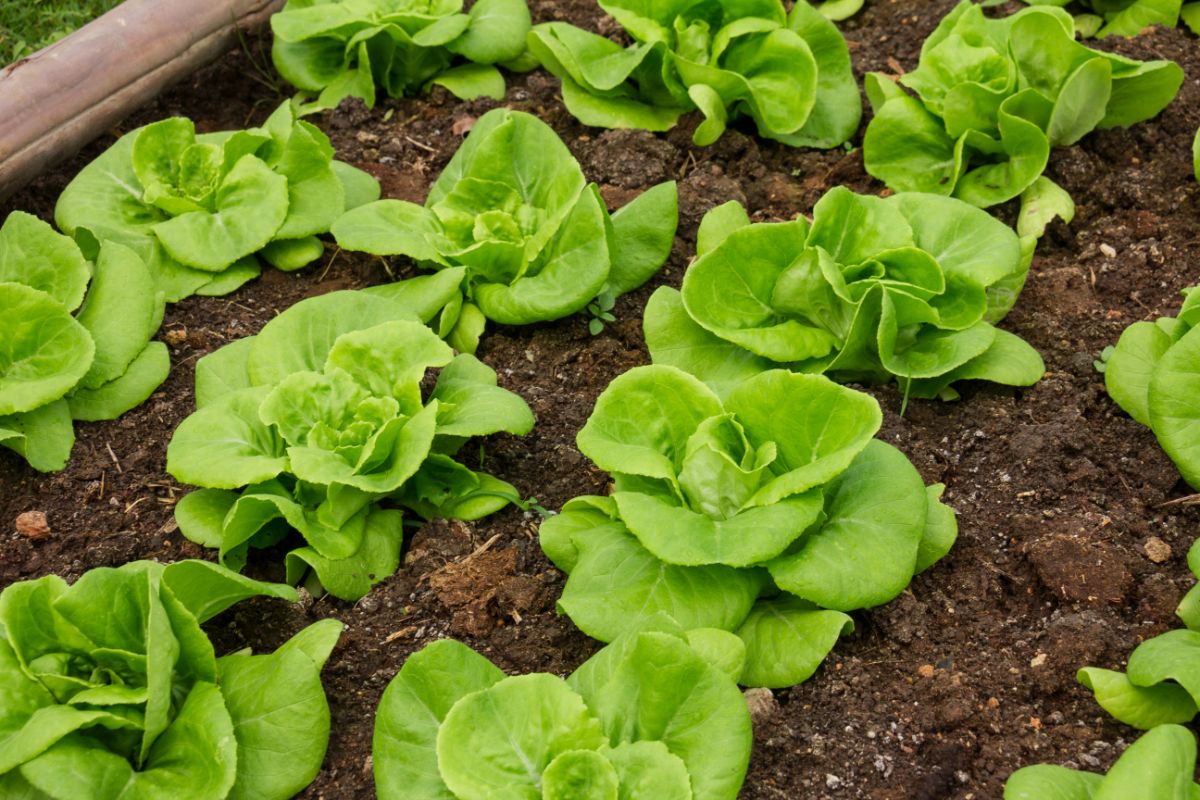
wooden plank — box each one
[0,0,286,199]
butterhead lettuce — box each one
[1005,725,1200,799]
[271,0,532,111]
[0,211,168,472]
[527,0,860,147]
[374,622,752,800]
[1099,285,1200,489]
[166,289,534,600]
[0,559,341,800]
[1022,0,1200,38]
[333,108,678,353]
[540,365,957,688]
[646,188,1044,400]
[55,101,381,303]
[863,1,1182,208]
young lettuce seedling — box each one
[271,0,533,112]
[333,108,678,354]
[527,0,861,148]
[374,619,752,800]
[166,288,535,601]
[0,212,168,472]
[0,560,342,800]
[55,100,381,303]
[540,365,957,688]
[645,189,1045,401]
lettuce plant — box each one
[0,559,341,800]
[645,188,1044,401]
[374,622,752,800]
[1194,126,1199,181]
[55,100,380,303]
[526,0,860,147]
[1098,285,1200,489]
[810,0,865,20]
[271,0,531,111]
[1022,0,1200,38]
[166,287,534,600]
[0,212,168,472]
[1004,724,1199,799]
[1076,538,1200,728]
[333,108,678,353]
[863,1,1183,208]
[539,365,957,688]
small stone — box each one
[163,328,187,346]
[1144,536,1172,564]
[825,774,843,789]
[986,697,1001,709]
[743,687,778,724]
[1099,243,1117,258]
[1030,652,1047,668]
[452,116,476,136]
[355,130,380,144]
[15,511,51,540]
[917,664,935,678]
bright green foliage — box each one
[1077,538,1200,728]
[1099,285,1200,489]
[0,559,341,800]
[1004,725,1200,799]
[809,0,865,20]
[645,189,1044,400]
[1194,126,1199,181]
[270,0,531,112]
[539,365,956,688]
[0,0,122,64]
[863,1,1182,208]
[333,108,678,352]
[373,623,752,800]
[527,0,860,147]
[166,289,534,600]
[0,211,168,472]
[1022,0,1200,38]
[1186,1,1200,29]
[55,100,380,303]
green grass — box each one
[0,0,126,64]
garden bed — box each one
[2,0,1199,796]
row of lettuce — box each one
[2,0,1199,797]
[273,0,1185,213]
[8,546,1200,798]
[5,0,1192,471]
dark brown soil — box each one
[4,2,1200,798]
